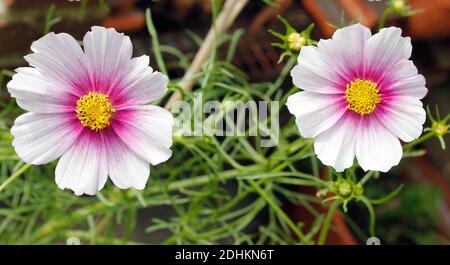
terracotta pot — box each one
[302,0,378,37]
[103,11,145,32]
[108,0,137,13]
[405,0,450,40]
[103,0,144,32]
[288,186,357,245]
[248,0,294,33]
[0,0,105,69]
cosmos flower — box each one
[7,26,173,195]
[286,24,427,172]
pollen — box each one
[345,79,381,115]
[76,92,116,131]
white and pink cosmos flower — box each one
[287,24,427,172]
[7,26,173,195]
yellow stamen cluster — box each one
[76,92,116,131]
[345,79,381,115]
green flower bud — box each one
[392,0,406,13]
[353,184,364,197]
[337,181,352,198]
[433,122,449,137]
[287,32,306,52]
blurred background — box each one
[0,0,449,244]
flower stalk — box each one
[270,16,316,62]
[165,0,249,109]
[378,0,421,30]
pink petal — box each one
[106,134,150,190]
[82,27,168,106]
[314,113,357,172]
[355,116,402,172]
[376,96,426,142]
[111,105,173,165]
[286,91,347,138]
[7,67,77,113]
[318,23,371,81]
[55,131,108,196]
[364,27,412,79]
[380,60,427,99]
[291,24,371,94]
[291,46,345,94]
[24,32,90,97]
[112,56,169,106]
[11,112,82,165]
[83,26,133,94]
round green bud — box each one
[287,32,306,52]
[392,0,406,13]
[337,181,352,198]
[353,184,364,197]
[433,122,449,136]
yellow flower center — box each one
[345,79,381,115]
[76,92,116,131]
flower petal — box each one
[314,113,357,172]
[318,23,372,80]
[376,96,426,142]
[83,26,133,92]
[55,131,108,196]
[286,91,347,138]
[112,105,173,165]
[24,32,89,97]
[364,27,412,77]
[355,117,402,172]
[11,113,82,165]
[382,60,427,99]
[106,136,150,190]
[291,24,371,94]
[291,46,344,94]
[7,67,77,113]
[112,56,169,106]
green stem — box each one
[248,179,305,242]
[267,56,296,97]
[318,201,339,245]
[211,137,245,169]
[145,8,168,75]
[151,165,262,194]
[403,131,435,150]
[360,196,376,237]
[358,171,376,186]
[31,165,263,242]
[378,7,393,31]
[0,163,31,192]
[66,230,144,245]
[31,143,302,242]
